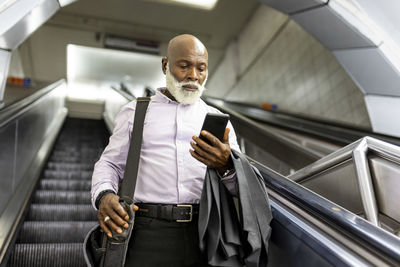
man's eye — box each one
[198,68,205,72]
[180,65,188,69]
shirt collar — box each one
[153,87,176,104]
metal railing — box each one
[0,80,67,263]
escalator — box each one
[1,82,400,266]
[6,119,107,266]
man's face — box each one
[165,63,207,105]
[162,37,209,104]
[168,54,208,87]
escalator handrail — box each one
[110,86,135,101]
[204,96,400,147]
[253,158,400,263]
[0,79,65,128]
[203,97,321,169]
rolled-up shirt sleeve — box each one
[219,121,241,196]
[91,104,134,209]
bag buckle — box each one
[176,205,193,222]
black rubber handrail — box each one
[110,86,135,101]
[0,79,65,127]
[204,96,400,147]
[203,97,321,169]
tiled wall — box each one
[206,5,371,129]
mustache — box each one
[179,81,202,87]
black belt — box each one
[136,203,199,222]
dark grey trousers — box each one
[125,215,208,267]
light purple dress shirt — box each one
[91,88,241,209]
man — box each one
[91,34,241,266]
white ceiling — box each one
[49,0,259,49]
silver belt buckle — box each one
[176,204,193,222]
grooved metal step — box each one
[18,221,97,243]
[27,204,97,221]
[47,156,97,164]
[43,170,93,180]
[38,179,91,191]
[46,162,93,171]
[8,243,86,267]
[33,190,91,204]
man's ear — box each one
[161,57,168,75]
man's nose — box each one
[187,67,199,81]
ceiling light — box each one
[145,0,218,10]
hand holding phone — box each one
[191,113,233,174]
[199,113,230,146]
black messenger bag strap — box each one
[84,97,151,267]
[119,96,151,199]
[101,97,150,267]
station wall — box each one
[8,49,25,78]
[15,24,224,85]
[206,5,371,129]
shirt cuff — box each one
[95,190,115,210]
[92,183,117,210]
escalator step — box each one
[9,243,86,267]
[18,221,97,243]
[47,156,96,164]
[46,162,93,171]
[33,191,91,204]
[38,179,91,191]
[43,170,93,180]
[27,204,96,221]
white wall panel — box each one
[292,5,380,50]
[365,95,400,137]
[0,0,60,50]
[8,48,25,77]
[0,49,11,105]
[237,5,288,74]
[22,25,101,82]
[334,47,400,97]
[206,41,239,98]
[259,0,327,14]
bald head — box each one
[166,34,208,63]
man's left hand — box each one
[190,128,233,175]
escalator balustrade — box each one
[7,119,107,267]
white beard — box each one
[165,64,207,105]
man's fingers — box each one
[105,217,123,234]
[109,209,129,229]
[190,140,215,159]
[98,215,112,237]
[199,131,222,148]
[112,201,129,221]
[222,128,230,144]
[190,149,211,166]
[194,133,219,152]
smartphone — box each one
[199,113,230,146]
